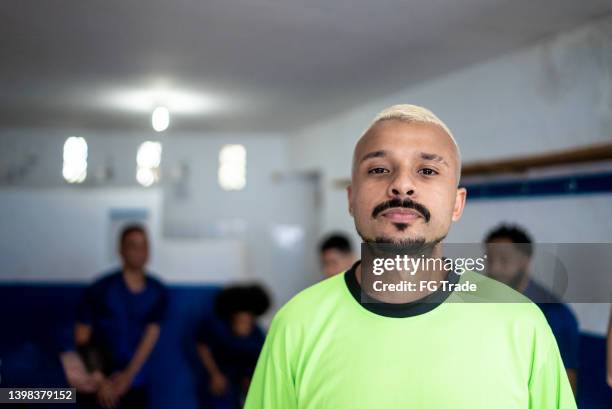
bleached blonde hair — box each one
[364,104,462,178]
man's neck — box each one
[515,271,531,294]
[122,267,146,293]
[356,244,449,304]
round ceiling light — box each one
[152,106,170,132]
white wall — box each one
[289,15,612,240]
[0,130,321,311]
[288,16,612,334]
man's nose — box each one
[388,171,416,197]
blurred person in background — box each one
[485,224,579,394]
[74,224,168,409]
[197,284,270,409]
[319,233,356,278]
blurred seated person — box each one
[484,224,579,394]
[74,224,168,409]
[319,233,356,278]
[197,284,270,409]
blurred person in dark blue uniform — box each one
[74,224,168,409]
[196,285,270,409]
[484,224,579,394]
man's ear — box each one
[451,187,467,222]
[347,184,354,216]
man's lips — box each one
[380,208,422,223]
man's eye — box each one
[418,168,438,176]
[368,167,389,174]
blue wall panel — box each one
[463,171,612,200]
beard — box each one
[356,224,446,258]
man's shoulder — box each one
[145,273,167,291]
[454,271,549,327]
[90,269,122,288]
[458,270,531,303]
[538,301,578,332]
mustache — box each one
[371,198,431,223]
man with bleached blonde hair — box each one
[245,104,575,409]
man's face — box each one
[232,311,255,337]
[348,120,465,245]
[320,249,354,277]
[120,231,149,270]
[485,238,530,288]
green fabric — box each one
[245,270,576,409]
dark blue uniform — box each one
[197,318,265,409]
[524,280,580,370]
[76,270,168,386]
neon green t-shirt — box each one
[245,264,576,409]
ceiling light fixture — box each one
[152,106,170,132]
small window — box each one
[218,144,246,190]
[136,141,162,187]
[62,136,88,183]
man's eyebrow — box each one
[360,150,387,163]
[420,152,449,167]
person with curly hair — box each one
[197,284,270,409]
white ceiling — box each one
[1,0,611,133]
